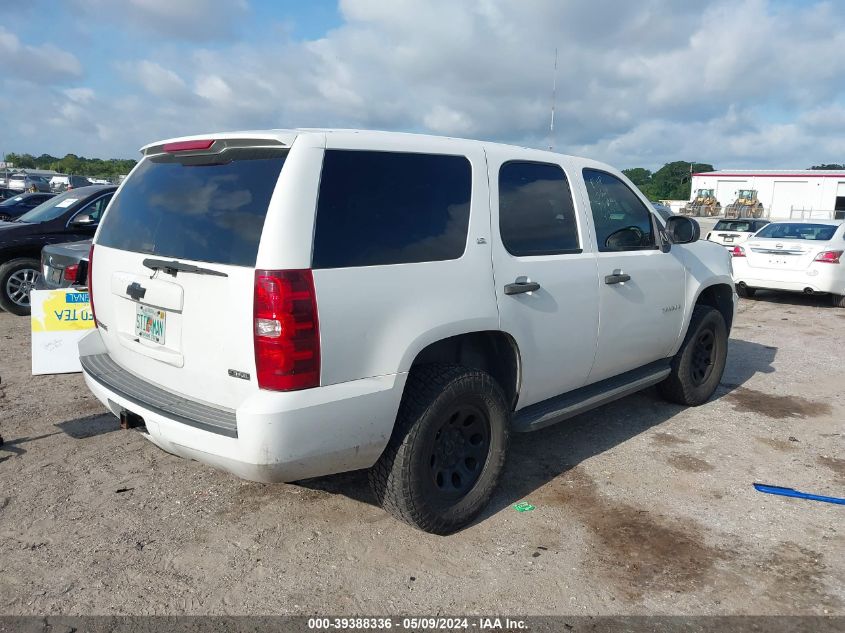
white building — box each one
[690,170,845,219]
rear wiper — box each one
[142,258,228,277]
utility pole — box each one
[549,48,557,152]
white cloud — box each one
[0,27,82,83]
[3,0,845,170]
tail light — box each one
[87,244,96,325]
[163,139,214,153]
[814,250,842,264]
[253,269,320,391]
[64,263,80,283]
[730,245,746,257]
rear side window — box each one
[312,150,471,268]
[498,161,579,256]
[96,148,286,266]
[583,169,656,252]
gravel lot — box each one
[0,292,843,616]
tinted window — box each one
[312,150,471,268]
[583,169,656,252]
[498,161,579,256]
[97,149,286,267]
[714,220,753,232]
[755,222,839,241]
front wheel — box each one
[0,258,41,316]
[369,364,509,535]
[658,305,728,406]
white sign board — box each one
[30,288,95,375]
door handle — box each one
[504,280,541,295]
[604,272,631,285]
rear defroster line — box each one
[753,483,845,506]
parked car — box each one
[732,220,845,306]
[50,174,93,192]
[0,185,116,314]
[79,130,734,534]
[7,173,51,192]
[0,187,19,201]
[706,219,770,248]
[38,239,91,289]
[0,192,57,222]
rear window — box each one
[96,148,286,267]
[755,223,839,241]
[312,150,472,268]
[714,220,753,232]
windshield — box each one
[0,195,26,207]
[96,148,287,266]
[714,220,753,232]
[16,190,83,223]
[755,223,839,241]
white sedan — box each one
[706,219,770,247]
[731,220,845,307]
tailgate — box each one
[90,139,290,410]
[745,238,818,271]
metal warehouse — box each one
[690,170,845,219]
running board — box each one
[512,360,671,433]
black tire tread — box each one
[831,294,845,308]
[658,305,727,406]
[368,363,508,535]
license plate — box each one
[724,236,734,243]
[769,259,788,266]
[135,304,166,344]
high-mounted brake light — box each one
[730,245,746,257]
[253,270,320,391]
[87,244,97,325]
[64,263,80,282]
[162,139,215,153]
[814,250,842,264]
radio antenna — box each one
[549,47,558,151]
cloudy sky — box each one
[1,0,843,170]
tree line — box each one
[3,152,137,180]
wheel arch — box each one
[406,330,522,411]
[692,283,735,333]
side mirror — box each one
[665,216,700,244]
[71,213,96,227]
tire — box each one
[369,363,509,535]
[735,284,756,299]
[658,305,728,406]
[0,258,41,316]
[832,294,845,308]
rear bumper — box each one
[78,330,405,482]
[732,260,845,294]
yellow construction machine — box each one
[682,189,721,216]
[724,189,764,219]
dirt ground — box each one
[0,292,843,616]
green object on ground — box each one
[513,501,535,513]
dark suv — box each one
[0,185,116,315]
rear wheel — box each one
[369,364,509,535]
[736,284,756,299]
[658,305,728,406]
[832,294,845,308]
[0,258,41,316]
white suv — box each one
[79,130,736,533]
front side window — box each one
[312,150,471,268]
[498,161,580,256]
[78,193,113,222]
[583,169,657,252]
